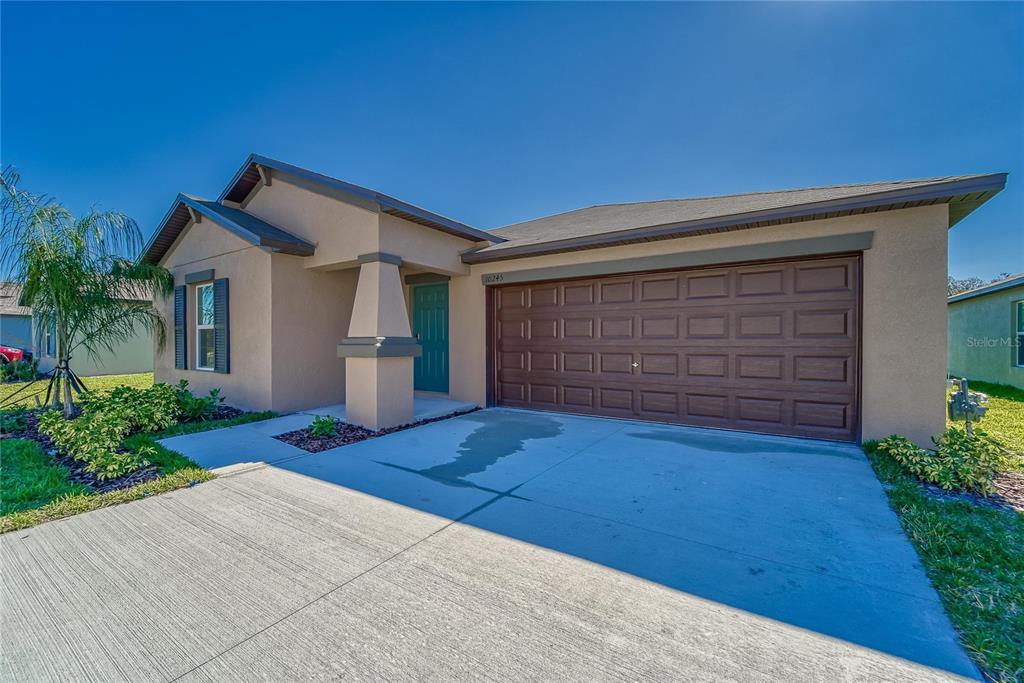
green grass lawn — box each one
[1,439,88,514]
[0,370,276,532]
[947,380,1024,470]
[873,379,1024,682]
[0,372,154,409]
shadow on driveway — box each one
[268,407,979,680]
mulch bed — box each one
[920,471,1024,513]
[54,454,162,493]
[0,408,55,451]
[276,408,478,453]
[0,404,248,495]
[210,405,243,421]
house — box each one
[948,273,1024,389]
[142,155,1006,445]
[0,282,154,377]
[0,283,35,353]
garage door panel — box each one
[599,317,634,339]
[639,275,680,301]
[562,283,594,305]
[494,255,860,441]
[794,261,856,294]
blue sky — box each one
[2,2,1021,279]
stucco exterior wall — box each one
[244,175,481,273]
[378,214,474,275]
[62,323,154,377]
[948,285,1024,388]
[448,205,951,446]
[269,254,358,412]
[155,219,273,410]
[244,175,380,270]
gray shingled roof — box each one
[463,173,1006,263]
[948,273,1024,303]
[141,194,315,264]
[219,154,500,244]
[185,196,315,256]
[0,283,31,316]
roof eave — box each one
[140,194,194,264]
[140,193,315,264]
[948,275,1024,303]
[462,173,1008,264]
[220,154,503,244]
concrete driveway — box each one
[1,409,978,681]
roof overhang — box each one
[948,274,1024,304]
[462,173,1008,264]
[219,154,503,245]
[140,193,315,265]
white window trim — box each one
[196,282,215,371]
[1015,300,1024,368]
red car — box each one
[0,344,31,364]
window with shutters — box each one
[196,282,215,370]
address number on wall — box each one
[481,273,506,285]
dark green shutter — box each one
[174,285,187,369]
[213,278,229,374]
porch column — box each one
[337,252,420,429]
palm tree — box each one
[0,167,173,416]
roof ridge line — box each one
[487,173,999,234]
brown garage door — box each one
[492,255,860,441]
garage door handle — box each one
[631,361,639,368]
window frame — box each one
[195,282,215,371]
[1015,300,1024,368]
[45,321,55,357]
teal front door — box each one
[412,283,449,392]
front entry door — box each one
[412,283,449,392]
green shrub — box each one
[174,380,224,422]
[37,383,178,481]
[38,409,148,481]
[877,428,1011,495]
[1,358,38,382]
[80,383,180,433]
[0,407,28,433]
[309,415,338,438]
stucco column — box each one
[337,252,420,429]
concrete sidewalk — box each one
[0,409,980,681]
[158,396,476,471]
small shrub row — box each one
[1,358,38,383]
[174,380,224,422]
[39,384,181,480]
[876,427,1011,495]
[0,406,29,433]
[36,381,228,481]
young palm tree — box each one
[0,167,173,416]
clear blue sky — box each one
[3,2,1021,279]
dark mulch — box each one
[0,409,55,451]
[54,454,162,493]
[211,405,243,421]
[276,408,478,453]
[921,472,1024,513]
[1,404,247,495]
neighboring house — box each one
[0,282,154,377]
[948,273,1024,389]
[0,283,35,353]
[142,154,1006,445]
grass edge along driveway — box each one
[1,371,276,533]
[871,379,1023,683]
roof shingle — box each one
[465,173,1006,262]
